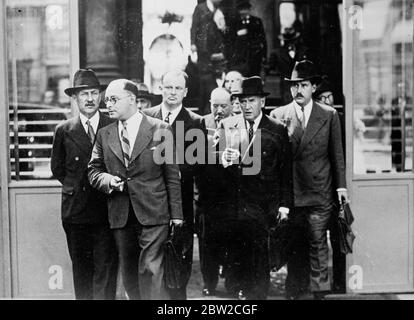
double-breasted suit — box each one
[88,113,183,300]
[270,101,346,295]
[143,104,206,299]
[51,112,118,300]
[216,113,293,299]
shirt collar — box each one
[119,110,142,128]
[161,104,182,122]
[79,111,100,128]
[246,112,263,130]
[293,99,313,112]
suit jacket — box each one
[227,15,267,76]
[143,105,206,225]
[215,114,293,228]
[87,113,183,228]
[51,112,113,224]
[270,102,346,207]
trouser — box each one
[198,213,231,291]
[329,209,346,293]
[286,202,334,295]
[227,219,270,300]
[168,222,194,300]
[199,73,219,116]
[63,222,118,300]
[112,209,169,300]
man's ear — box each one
[183,88,188,98]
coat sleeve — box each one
[50,124,66,184]
[87,131,115,195]
[161,125,184,220]
[278,126,294,209]
[329,109,347,189]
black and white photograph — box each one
[0,0,413,306]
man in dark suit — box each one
[196,87,234,296]
[216,76,293,300]
[191,0,229,115]
[270,60,348,299]
[88,79,183,300]
[227,1,267,77]
[51,69,117,300]
[143,70,206,300]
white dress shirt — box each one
[293,99,313,128]
[245,112,263,134]
[161,104,182,125]
[80,112,100,135]
[118,111,143,156]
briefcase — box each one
[163,224,188,290]
[337,201,356,255]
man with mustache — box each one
[270,60,348,299]
[51,69,118,299]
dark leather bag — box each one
[338,201,356,254]
[268,217,292,271]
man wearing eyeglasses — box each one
[88,79,183,300]
[143,70,207,300]
[51,69,118,300]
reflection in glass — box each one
[6,0,71,180]
[353,0,413,174]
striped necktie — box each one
[86,120,95,144]
[121,121,130,167]
[248,120,254,142]
[164,112,172,124]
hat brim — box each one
[284,75,322,84]
[64,84,108,97]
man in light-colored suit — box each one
[88,79,183,300]
[270,60,348,299]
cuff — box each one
[279,207,290,214]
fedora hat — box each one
[285,60,322,84]
[232,76,270,98]
[64,69,107,96]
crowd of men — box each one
[50,0,348,301]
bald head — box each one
[210,87,232,122]
[224,71,243,93]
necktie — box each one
[164,112,172,124]
[301,106,306,130]
[86,120,95,144]
[248,121,254,142]
[121,121,130,167]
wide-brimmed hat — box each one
[314,78,333,98]
[284,60,322,84]
[232,76,270,98]
[64,69,107,96]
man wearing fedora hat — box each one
[270,60,348,299]
[215,76,293,300]
[51,69,118,300]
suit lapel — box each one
[153,105,163,121]
[68,117,92,155]
[295,102,327,157]
[129,115,153,164]
[107,123,125,165]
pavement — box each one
[187,236,414,301]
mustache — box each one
[295,94,304,99]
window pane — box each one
[6,0,71,180]
[353,0,413,174]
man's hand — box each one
[110,176,125,192]
[337,189,349,204]
[222,147,240,167]
[171,219,184,226]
